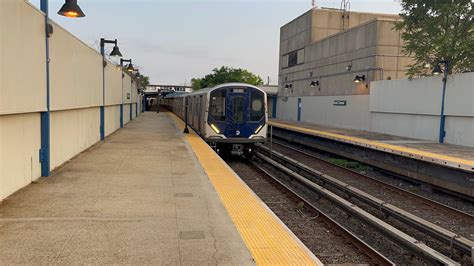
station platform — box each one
[269,119,474,197]
[0,112,319,265]
[269,119,474,173]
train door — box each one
[225,90,249,137]
[191,96,195,127]
[197,95,203,134]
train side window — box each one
[210,89,226,121]
[250,90,264,121]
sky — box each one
[30,0,401,85]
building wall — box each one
[277,73,474,147]
[0,0,46,115]
[276,95,370,130]
[105,105,121,136]
[0,113,41,200]
[50,108,100,169]
[123,104,131,124]
[280,18,408,98]
[0,0,142,201]
[309,9,399,43]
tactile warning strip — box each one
[169,113,320,266]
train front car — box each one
[205,83,267,157]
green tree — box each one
[191,66,263,90]
[394,0,474,77]
[135,73,150,87]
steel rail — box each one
[256,152,460,265]
[250,162,394,265]
[258,147,474,263]
[269,140,474,220]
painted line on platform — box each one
[269,121,474,172]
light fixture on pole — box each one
[39,0,84,177]
[121,59,135,121]
[58,0,85,18]
[101,39,122,58]
[121,59,134,73]
[99,38,122,140]
[353,74,365,83]
[432,63,443,75]
[310,80,320,87]
[127,63,135,73]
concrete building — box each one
[275,8,474,148]
[277,8,411,129]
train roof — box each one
[186,83,266,96]
[162,83,267,99]
[163,91,189,99]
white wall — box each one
[0,113,41,200]
[123,104,131,124]
[50,108,100,169]
[276,97,299,121]
[301,95,370,130]
[370,72,474,146]
[276,72,474,147]
[276,95,370,130]
[105,105,121,136]
[0,0,46,115]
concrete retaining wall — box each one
[0,0,142,201]
[370,72,474,146]
[276,95,370,130]
[276,72,474,147]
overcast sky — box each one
[30,0,401,85]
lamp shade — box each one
[353,75,365,83]
[432,63,442,75]
[110,45,122,57]
[57,0,85,18]
[127,63,135,72]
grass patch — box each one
[328,158,368,171]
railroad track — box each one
[255,147,474,265]
[227,159,394,265]
[267,140,474,222]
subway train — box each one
[162,83,268,156]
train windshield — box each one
[209,89,226,121]
[250,90,264,121]
[232,96,244,123]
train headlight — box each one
[210,124,220,134]
[254,124,263,134]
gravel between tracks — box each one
[227,158,426,265]
[266,142,474,242]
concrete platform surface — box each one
[0,112,254,264]
[269,119,474,172]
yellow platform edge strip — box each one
[269,121,474,170]
[168,113,321,266]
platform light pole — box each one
[432,60,450,144]
[100,39,122,139]
[39,0,85,177]
[120,59,134,125]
